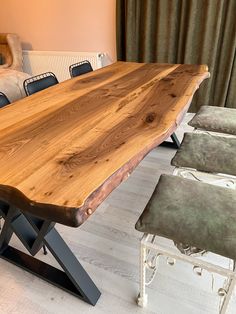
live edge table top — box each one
[0,62,209,227]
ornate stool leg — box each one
[220,276,236,314]
[137,235,148,307]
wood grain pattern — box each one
[0,62,209,227]
[1,117,231,314]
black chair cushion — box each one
[0,92,10,108]
[70,61,93,78]
[24,73,59,96]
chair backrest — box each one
[0,92,10,108]
[69,60,93,78]
[23,72,59,96]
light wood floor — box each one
[0,114,235,314]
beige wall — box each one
[0,0,117,61]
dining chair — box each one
[69,60,93,78]
[0,92,10,108]
[23,72,59,96]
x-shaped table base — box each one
[0,204,101,306]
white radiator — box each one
[22,50,106,82]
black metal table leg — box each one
[0,205,101,306]
[160,132,181,149]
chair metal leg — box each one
[0,205,101,306]
[137,236,148,307]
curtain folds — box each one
[116,0,236,111]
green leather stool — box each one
[171,132,236,176]
[135,174,236,313]
[189,106,236,135]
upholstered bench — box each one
[189,106,236,135]
[171,132,236,177]
[135,174,236,313]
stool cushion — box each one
[135,174,236,260]
[188,106,236,135]
[171,132,236,176]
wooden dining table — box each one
[0,61,209,305]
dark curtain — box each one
[116,0,236,112]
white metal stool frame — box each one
[137,233,236,313]
[137,130,236,313]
